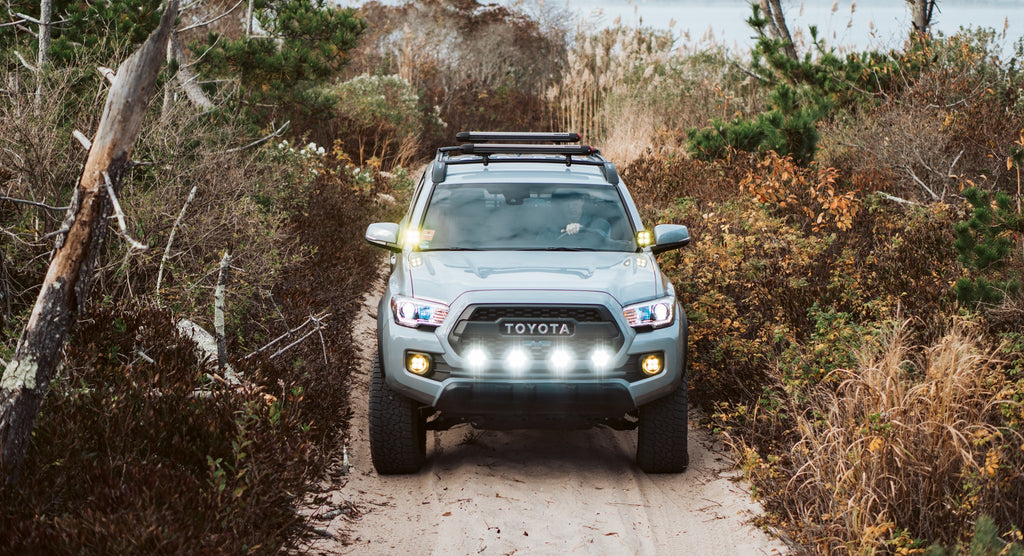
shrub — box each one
[954,187,1024,305]
[743,320,1023,553]
[317,74,438,169]
[0,304,311,553]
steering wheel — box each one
[555,228,607,247]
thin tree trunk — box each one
[245,0,254,37]
[909,0,937,35]
[0,0,178,484]
[166,29,214,110]
[37,0,51,68]
[759,0,798,60]
[214,249,230,371]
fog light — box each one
[407,352,432,376]
[590,347,612,372]
[505,348,529,375]
[549,348,574,375]
[466,347,488,373]
[641,354,663,376]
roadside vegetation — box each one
[0,0,1022,552]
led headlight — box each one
[391,295,449,328]
[622,296,675,329]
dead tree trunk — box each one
[37,0,51,68]
[0,0,178,484]
[908,0,938,36]
[759,0,798,60]
[166,28,214,111]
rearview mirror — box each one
[651,224,690,254]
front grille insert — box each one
[466,306,605,323]
[448,304,625,377]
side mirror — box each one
[365,222,402,252]
[651,224,690,254]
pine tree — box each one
[192,0,365,126]
[953,187,1024,305]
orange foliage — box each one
[741,151,861,231]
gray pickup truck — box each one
[364,132,691,474]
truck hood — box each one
[406,251,663,305]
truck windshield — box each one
[418,184,637,252]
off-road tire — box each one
[636,380,689,473]
[369,353,426,474]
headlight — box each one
[391,295,449,328]
[622,296,675,329]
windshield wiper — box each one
[420,247,484,251]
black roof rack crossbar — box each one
[443,157,605,168]
[457,143,595,156]
[455,131,581,143]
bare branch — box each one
[102,171,149,251]
[218,120,290,154]
[270,321,325,360]
[0,18,27,28]
[13,51,37,72]
[97,66,116,84]
[0,196,68,211]
[155,184,197,306]
[72,130,91,150]
[245,311,330,359]
[732,62,770,83]
[178,0,245,33]
[12,12,41,24]
[896,164,940,201]
[948,149,964,175]
[1,228,39,246]
[876,192,922,206]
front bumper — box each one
[377,290,686,418]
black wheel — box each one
[369,353,427,474]
[636,379,689,473]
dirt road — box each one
[300,275,788,555]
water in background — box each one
[338,0,1023,55]
[534,0,1023,54]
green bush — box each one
[954,187,1024,305]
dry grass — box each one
[755,319,1022,552]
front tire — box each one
[636,379,689,473]
[369,353,426,474]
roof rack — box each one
[455,131,581,143]
[432,131,620,186]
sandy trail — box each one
[300,274,788,555]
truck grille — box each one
[466,306,605,323]
[448,304,624,368]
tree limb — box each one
[177,0,245,33]
[245,311,330,359]
[72,129,92,150]
[0,196,68,211]
[102,172,148,251]
[218,120,290,154]
[155,184,197,306]
[13,51,37,72]
[97,66,116,84]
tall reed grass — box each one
[753,319,1023,552]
